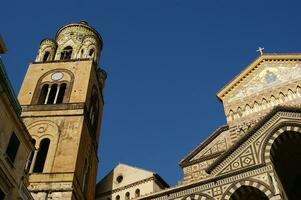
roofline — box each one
[216,53,301,101]
[206,105,301,173]
[179,125,228,167]
[96,162,161,188]
[154,173,170,188]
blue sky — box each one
[2,0,301,185]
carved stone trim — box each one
[222,178,274,200]
[207,106,301,174]
[262,124,301,164]
[139,165,273,200]
[180,126,228,167]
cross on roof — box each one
[256,47,264,55]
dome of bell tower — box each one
[53,21,103,64]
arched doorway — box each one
[229,186,269,200]
[270,131,301,200]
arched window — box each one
[89,49,95,57]
[135,189,140,197]
[271,131,301,199]
[43,51,50,62]
[47,84,58,104]
[125,192,130,200]
[89,87,99,137]
[33,138,50,173]
[38,84,49,104]
[60,46,73,60]
[115,195,120,200]
[56,83,66,104]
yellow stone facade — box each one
[0,41,34,199]
[18,21,106,200]
[96,163,169,200]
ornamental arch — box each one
[222,179,273,200]
[182,193,214,200]
[32,69,74,105]
[27,120,59,173]
[262,124,301,200]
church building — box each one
[97,53,301,200]
[1,21,300,200]
[17,21,106,200]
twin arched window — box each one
[38,83,67,104]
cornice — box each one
[96,177,154,197]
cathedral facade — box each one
[96,54,301,200]
[133,55,301,200]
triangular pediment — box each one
[96,163,155,193]
[179,126,229,167]
[217,54,301,103]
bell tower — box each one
[18,21,107,200]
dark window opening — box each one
[60,46,73,60]
[125,192,130,200]
[229,186,268,200]
[89,89,99,137]
[135,189,140,197]
[56,83,66,104]
[43,51,50,62]
[38,84,49,104]
[83,160,90,195]
[0,188,5,200]
[89,49,94,57]
[33,138,50,173]
[47,84,58,104]
[6,132,20,163]
[271,131,301,200]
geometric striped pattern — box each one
[223,179,273,200]
[263,125,301,164]
[182,193,213,200]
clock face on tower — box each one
[51,72,64,80]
